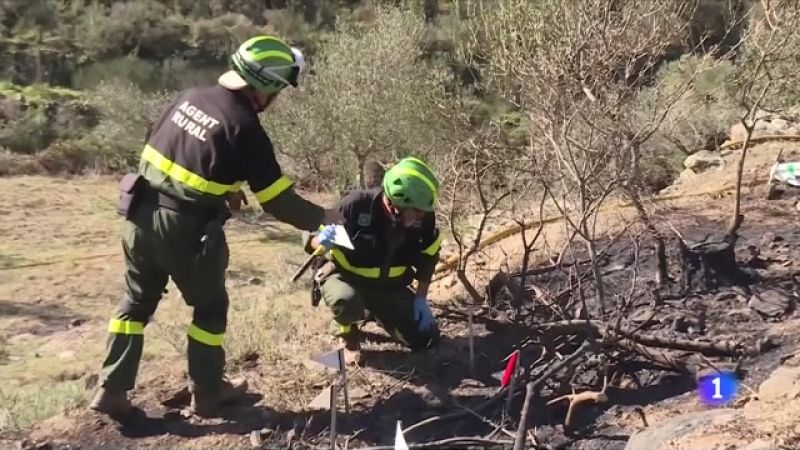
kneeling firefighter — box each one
[304,157,443,364]
[90,35,343,418]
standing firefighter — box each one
[90,35,343,418]
[305,157,442,364]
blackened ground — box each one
[17,193,800,450]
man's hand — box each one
[412,296,434,332]
[226,190,249,212]
[322,207,344,225]
[313,224,337,251]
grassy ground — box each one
[0,175,336,434]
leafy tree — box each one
[266,6,458,190]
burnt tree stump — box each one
[678,232,753,293]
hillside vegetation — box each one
[3,1,797,196]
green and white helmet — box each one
[382,157,440,212]
[218,35,305,94]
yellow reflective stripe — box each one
[188,323,224,346]
[254,175,292,203]
[394,167,438,199]
[330,249,406,278]
[251,49,293,62]
[404,157,435,174]
[422,234,442,256]
[141,145,240,196]
[335,322,352,335]
[108,319,144,335]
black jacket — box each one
[139,84,322,230]
[306,188,441,286]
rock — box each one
[714,289,748,303]
[671,316,688,333]
[758,366,800,401]
[57,351,75,359]
[418,386,445,408]
[748,289,794,318]
[769,118,790,133]
[742,439,778,450]
[625,409,742,450]
[761,232,785,249]
[684,150,725,173]
[730,123,747,142]
[248,428,275,448]
[249,430,264,448]
[678,168,697,182]
[729,115,799,142]
[725,308,751,318]
[457,378,486,389]
[84,373,98,391]
[630,307,657,327]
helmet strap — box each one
[381,193,402,219]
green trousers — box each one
[99,197,230,395]
[321,272,439,351]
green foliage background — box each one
[0,0,797,196]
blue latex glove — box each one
[413,296,434,332]
[316,225,337,250]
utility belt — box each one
[116,173,231,259]
[116,173,230,222]
[310,259,335,307]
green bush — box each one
[0,150,44,176]
[0,82,97,155]
[265,6,459,190]
[73,55,161,91]
[83,81,173,170]
[644,55,739,154]
[29,81,172,174]
[74,1,188,60]
[189,12,268,61]
[0,110,54,154]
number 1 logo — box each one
[699,372,737,405]
[711,376,723,399]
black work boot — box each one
[339,327,362,366]
[89,387,133,418]
[189,377,248,418]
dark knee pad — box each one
[407,323,441,351]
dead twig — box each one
[529,320,776,357]
[454,401,516,439]
[517,258,592,277]
[547,376,609,429]
[402,386,510,435]
[514,341,593,450]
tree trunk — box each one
[303,0,320,24]
[679,235,749,293]
[358,155,366,189]
[585,236,606,318]
[424,0,439,22]
[727,119,753,238]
